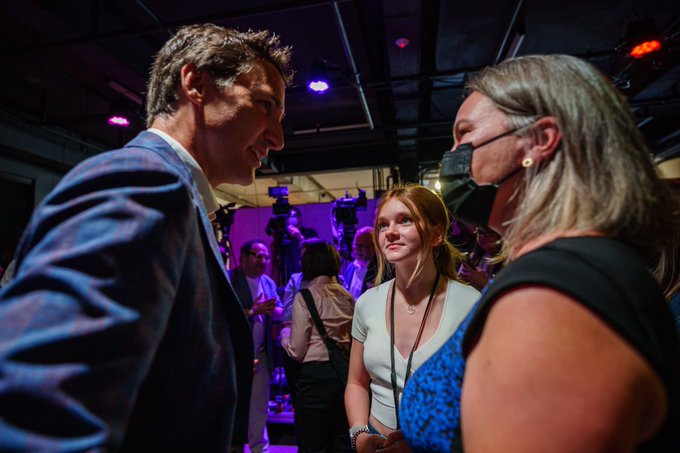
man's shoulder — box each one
[260,273,278,289]
[228,266,244,281]
[56,133,180,188]
[300,226,318,238]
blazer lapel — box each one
[128,132,242,307]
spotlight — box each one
[108,115,130,127]
[107,98,132,127]
[625,17,663,59]
[630,40,662,58]
[307,58,333,94]
[395,37,410,49]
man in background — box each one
[229,239,283,453]
[0,24,291,451]
[269,206,318,286]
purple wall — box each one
[229,199,378,272]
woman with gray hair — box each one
[398,54,680,452]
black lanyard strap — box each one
[389,272,440,429]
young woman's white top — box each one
[351,277,479,429]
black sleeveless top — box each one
[462,237,680,451]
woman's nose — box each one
[385,223,398,237]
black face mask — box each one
[439,127,524,230]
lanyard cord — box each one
[389,272,440,429]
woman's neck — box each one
[394,259,438,301]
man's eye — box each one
[259,100,273,112]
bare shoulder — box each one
[461,286,667,452]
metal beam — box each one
[332,1,375,129]
[21,1,352,52]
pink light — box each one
[395,38,410,49]
[108,115,130,127]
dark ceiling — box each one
[1,0,679,183]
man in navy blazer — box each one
[0,24,291,452]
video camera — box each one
[265,186,291,245]
[332,189,368,259]
[214,202,237,266]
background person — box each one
[283,239,354,453]
[268,205,319,286]
[456,228,502,291]
[343,226,378,300]
[399,54,680,452]
[345,184,479,453]
[279,238,316,405]
[654,153,680,331]
[229,239,283,453]
[0,24,291,451]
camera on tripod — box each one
[265,186,292,245]
[332,189,368,259]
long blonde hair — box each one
[373,184,465,287]
[467,54,680,259]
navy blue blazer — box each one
[0,131,253,452]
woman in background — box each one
[344,184,479,453]
[282,239,354,453]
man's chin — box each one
[233,172,256,186]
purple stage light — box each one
[308,80,330,93]
[108,115,130,127]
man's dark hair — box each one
[240,239,266,256]
[301,240,340,281]
[146,23,293,126]
[289,206,302,218]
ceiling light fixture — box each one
[107,97,131,127]
[630,39,662,58]
[395,37,410,49]
[107,115,130,127]
[624,17,664,59]
[307,58,332,94]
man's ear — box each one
[179,64,207,106]
[524,116,561,165]
[431,225,445,247]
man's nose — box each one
[265,119,284,152]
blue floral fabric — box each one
[399,300,480,452]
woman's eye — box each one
[378,222,388,231]
[401,217,413,225]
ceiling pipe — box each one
[22,1,352,52]
[494,0,525,64]
[332,1,375,129]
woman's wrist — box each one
[349,424,370,451]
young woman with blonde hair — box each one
[344,184,479,453]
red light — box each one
[395,38,410,49]
[630,40,662,58]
